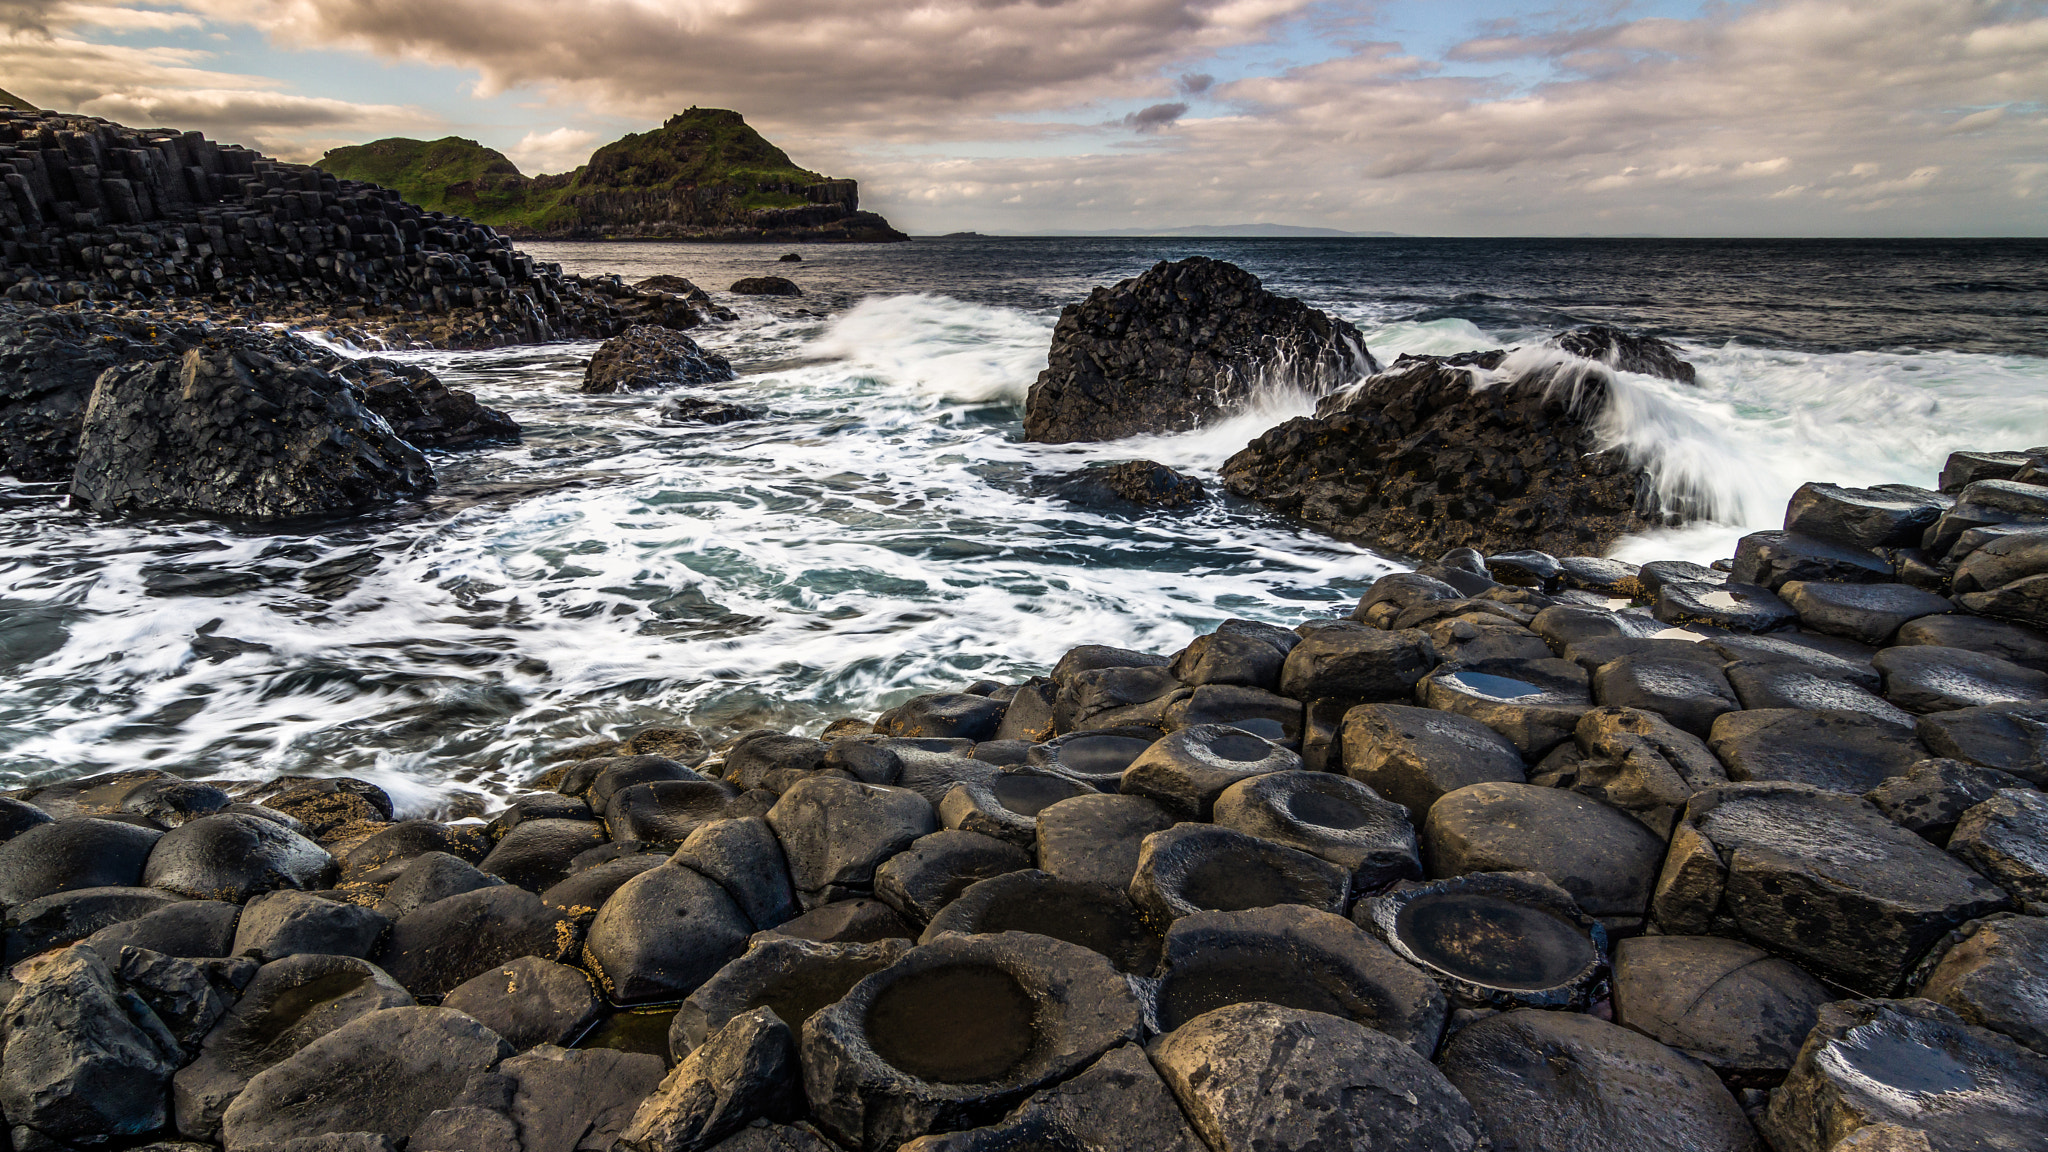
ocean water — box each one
[3,237,2044,810]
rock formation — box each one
[316,109,906,244]
[1021,257,1373,443]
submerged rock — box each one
[1022,257,1370,444]
[1035,460,1207,510]
[72,343,434,521]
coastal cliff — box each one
[316,109,907,243]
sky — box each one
[3,0,2044,235]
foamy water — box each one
[2,238,2043,808]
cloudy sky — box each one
[4,0,2043,234]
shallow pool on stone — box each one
[1440,671,1547,701]
[864,964,1039,1083]
[1394,891,1596,991]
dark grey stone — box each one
[1440,1009,1759,1152]
[1729,530,1892,591]
[1024,730,1155,791]
[1148,1002,1482,1152]
[480,818,609,889]
[919,870,1159,974]
[1780,580,1954,646]
[1210,769,1419,889]
[875,694,1006,742]
[1355,870,1607,1009]
[1611,934,1834,1083]
[1129,823,1349,928]
[380,885,579,1000]
[1425,781,1666,918]
[232,889,388,962]
[1592,651,1740,736]
[375,851,505,919]
[1158,683,1300,743]
[1949,788,2048,911]
[1338,702,1526,821]
[440,957,604,1054]
[1118,724,1301,819]
[1652,782,2011,993]
[1916,700,2048,785]
[1784,482,1949,550]
[1864,757,2030,843]
[219,1007,511,1151]
[1276,623,1437,703]
[541,854,666,928]
[722,735,829,791]
[582,861,752,1005]
[675,817,798,932]
[1655,579,1797,633]
[172,953,415,1140]
[671,936,910,1057]
[0,944,179,1145]
[764,778,934,892]
[1875,644,2048,713]
[873,830,1031,925]
[1032,793,1175,889]
[893,1043,1203,1152]
[758,898,912,945]
[4,885,187,965]
[1148,905,1444,1056]
[622,1008,799,1152]
[1051,665,1184,734]
[1919,913,2048,1057]
[84,898,241,958]
[1417,656,1594,756]
[1897,612,2048,671]
[936,773,1091,847]
[1708,708,1926,793]
[0,817,163,903]
[800,932,1141,1151]
[1724,658,1916,726]
[1761,998,2048,1152]
[1171,619,1297,690]
[1538,706,1728,838]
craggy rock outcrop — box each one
[1035,460,1207,510]
[1223,348,1685,557]
[336,355,520,449]
[0,108,714,348]
[1551,324,1698,385]
[582,325,737,394]
[71,342,435,520]
[1022,257,1373,443]
[730,277,802,297]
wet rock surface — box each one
[1022,257,1369,443]
[1356,870,1608,1009]
[582,325,736,393]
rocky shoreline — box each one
[1,150,2045,1150]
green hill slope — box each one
[0,88,35,111]
[315,108,903,242]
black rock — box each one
[1784,482,1950,550]
[1918,913,2048,1057]
[1129,823,1350,928]
[1864,757,2028,843]
[1024,730,1155,791]
[1611,934,1834,1084]
[1355,870,1607,1009]
[1440,1009,1760,1152]
[232,889,388,962]
[84,898,241,958]
[1160,683,1300,742]
[0,817,164,903]
[607,782,744,851]
[0,944,180,1145]
[1652,782,2011,993]
[582,325,736,393]
[375,851,505,919]
[1147,905,1445,1055]
[658,395,764,425]
[1276,622,1437,703]
[1708,707,1924,792]
[873,830,1030,925]
[1780,579,1953,647]
[1210,770,1419,890]
[622,1007,800,1152]
[876,694,1007,742]
[723,734,829,790]
[0,307,214,481]
[1655,579,1797,632]
[1591,650,1740,736]
[172,953,415,1140]
[1730,530,1893,590]
[675,817,799,932]
[582,860,752,1005]
[1148,1002,1483,1152]
[1723,658,1914,725]
[759,898,913,945]
[764,778,935,893]
[1874,643,2048,713]
[73,343,434,521]
[1941,449,2043,493]
[1023,257,1369,444]
[800,932,1141,1151]
[1118,724,1299,820]
[417,1043,667,1152]
[1550,324,1697,384]
[1338,702,1527,821]
[1417,656,1595,756]
[935,772,1091,847]
[540,854,665,928]
[1036,460,1207,509]
[730,277,802,297]
[671,936,910,1056]
[1761,998,2048,1152]
[1539,705,1728,838]
[4,885,188,965]
[1170,619,1297,689]
[380,885,580,1000]
[580,755,707,810]
[1949,787,2048,910]
[1915,700,2048,784]
[895,1043,1203,1152]
[1897,612,2048,671]
[338,356,519,450]
[440,956,604,1054]
[919,869,1159,974]
[1424,781,1666,919]
[0,795,55,842]
[478,818,609,889]
[219,1006,512,1150]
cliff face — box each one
[316,109,906,242]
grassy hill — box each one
[0,88,35,111]
[316,108,903,241]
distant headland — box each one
[315,108,907,244]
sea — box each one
[3,237,2045,811]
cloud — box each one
[1122,101,1188,132]
[505,126,596,175]
[1178,71,1214,94]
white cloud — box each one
[504,126,597,175]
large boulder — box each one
[72,343,435,520]
[1222,349,1678,558]
[1148,1002,1483,1152]
[581,325,736,393]
[332,355,519,449]
[1021,257,1370,443]
[0,944,182,1145]
[143,812,332,902]
[1549,324,1697,384]
[0,306,213,480]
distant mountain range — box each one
[996,223,1405,238]
[316,109,905,243]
